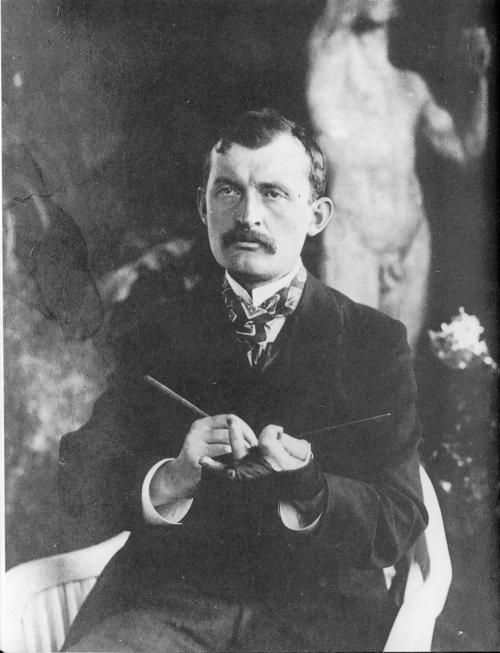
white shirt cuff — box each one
[278,501,323,532]
[141,458,193,525]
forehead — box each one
[207,133,311,188]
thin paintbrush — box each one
[144,375,210,418]
[144,374,391,437]
[299,412,392,438]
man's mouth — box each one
[233,239,262,248]
[222,229,277,254]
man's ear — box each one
[307,196,333,237]
[197,187,207,225]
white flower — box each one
[429,307,497,370]
[439,480,452,494]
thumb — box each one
[278,433,311,462]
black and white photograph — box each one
[2,1,497,651]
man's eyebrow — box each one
[212,175,292,195]
[258,180,291,195]
[212,175,241,187]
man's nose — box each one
[236,191,264,227]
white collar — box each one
[225,259,303,306]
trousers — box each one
[64,582,395,652]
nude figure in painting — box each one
[307,0,490,349]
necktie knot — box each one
[222,266,306,365]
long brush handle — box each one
[300,412,392,438]
[144,373,390,438]
[144,375,209,418]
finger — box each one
[258,424,288,453]
[228,416,248,461]
[190,415,216,429]
[205,443,232,458]
[258,425,288,471]
[230,416,258,447]
[262,443,306,472]
[208,415,258,447]
[258,426,309,471]
[278,433,311,462]
[203,429,230,444]
[199,457,229,472]
[209,414,244,429]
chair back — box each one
[3,531,129,653]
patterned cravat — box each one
[222,265,307,366]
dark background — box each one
[3,0,498,650]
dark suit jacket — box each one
[59,272,427,647]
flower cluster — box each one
[428,307,496,370]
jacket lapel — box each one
[186,275,256,415]
[254,273,350,437]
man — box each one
[59,109,427,652]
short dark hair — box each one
[201,108,327,200]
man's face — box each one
[199,133,332,288]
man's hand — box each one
[258,425,311,471]
[151,415,257,503]
[224,423,326,523]
[221,422,312,481]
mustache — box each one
[222,226,277,254]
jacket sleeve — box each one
[57,370,191,539]
[57,266,196,538]
[302,314,428,570]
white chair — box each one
[2,531,129,653]
[2,467,451,653]
[383,466,453,651]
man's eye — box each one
[264,189,283,200]
[218,186,239,197]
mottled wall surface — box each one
[2,0,497,649]
[3,0,323,273]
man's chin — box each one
[226,247,269,266]
[224,251,277,285]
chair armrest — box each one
[384,467,452,652]
[384,589,438,652]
